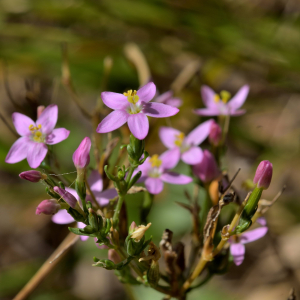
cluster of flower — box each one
[6,80,276,297]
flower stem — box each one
[113,194,125,226]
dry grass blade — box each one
[13,233,79,300]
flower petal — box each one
[159,126,181,149]
[137,82,156,103]
[88,170,103,193]
[96,110,129,133]
[5,137,30,164]
[46,128,70,145]
[12,113,35,136]
[52,209,74,224]
[145,177,164,194]
[65,187,79,201]
[166,98,182,108]
[230,109,246,116]
[160,171,193,185]
[230,243,245,266]
[181,147,203,165]
[143,102,179,118]
[240,227,268,244]
[94,188,118,206]
[127,113,149,140]
[137,158,152,176]
[227,85,249,112]
[27,142,48,168]
[256,217,267,226]
[155,91,173,103]
[185,119,213,146]
[36,104,58,135]
[193,108,221,116]
[78,222,89,241]
[159,148,180,169]
[201,85,218,108]
[101,92,129,110]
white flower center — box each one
[124,89,142,114]
[147,155,162,178]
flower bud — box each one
[131,223,151,242]
[147,260,160,285]
[129,221,137,234]
[53,186,77,208]
[253,160,273,190]
[19,170,47,183]
[37,106,45,118]
[209,120,222,146]
[36,199,60,215]
[192,150,220,183]
[72,137,91,170]
[108,249,121,264]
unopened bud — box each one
[37,106,45,118]
[19,170,47,183]
[73,137,91,170]
[253,160,273,190]
[129,221,137,234]
[147,260,160,285]
[36,199,60,215]
[131,223,151,242]
[108,249,121,264]
[54,186,77,208]
[193,150,220,183]
[209,120,222,146]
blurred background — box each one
[1,0,300,299]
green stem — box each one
[113,194,125,226]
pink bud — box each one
[72,137,91,170]
[53,186,77,208]
[209,120,222,146]
[108,249,121,264]
[192,150,220,183]
[36,199,60,215]
[129,221,137,234]
[19,170,47,182]
[37,106,45,118]
[253,160,273,190]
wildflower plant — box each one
[7,53,285,300]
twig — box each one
[13,233,79,300]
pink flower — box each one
[194,85,249,116]
[36,199,60,215]
[73,137,91,170]
[5,104,70,168]
[159,119,213,165]
[54,186,78,208]
[155,91,182,108]
[96,82,179,140]
[52,172,117,241]
[229,218,268,266]
[137,151,192,194]
[192,150,220,183]
[253,160,273,190]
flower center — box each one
[29,124,45,143]
[124,89,142,114]
[124,89,139,104]
[149,154,162,168]
[214,90,231,104]
[174,132,185,147]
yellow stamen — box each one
[214,94,220,102]
[124,89,139,104]
[220,90,231,103]
[29,124,35,131]
[37,124,42,129]
[174,132,185,147]
[149,154,162,168]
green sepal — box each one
[126,235,145,257]
[104,165,118,182]
[45,187,60,199]
[128,171,142,190]
[68,207,86,223]
[93,259,116,270]
[68,227,97,237]
[58,181,65,189]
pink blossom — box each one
[253,160,273,190]
[192,150,220,183]
[19,170,47,182]
[194,85,249,116]
[52,172,117,241]
[5,104,70,168]
[159,120,213,166]
[229,218,268,266]
[73,137,91,169]
[155,91,182,108]
[136,151,192,194]
[36,199,60,215]
[97,82,179,140]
